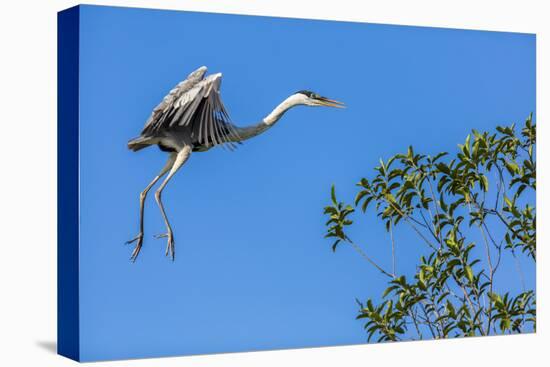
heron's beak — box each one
[317,96,346,108]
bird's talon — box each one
[126,233,144,261]
[125,234,142,245]
[155,232,175,260]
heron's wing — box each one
[141,66,208,135]
[141,68,241,150]
[182,74,242,150]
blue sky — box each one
[76,5,535,361]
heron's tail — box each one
[127,136,153,152]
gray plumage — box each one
[129,66,241,153]
[126,66,344,261]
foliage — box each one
[324,114,536,341]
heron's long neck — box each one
[233,95,299,141]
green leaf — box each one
[504,195,512,208]
[436,163,450,175]
[446,300,456,318]
[505,160,519,175]
[331,185,337,205]
[480,175,489,192]
[433,152,448,162]
[331,239,341,252]
[465,265,474,283]
[354,190,369,206]
[500,318,511,331]
[361,196,374,213]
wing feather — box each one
[141,66,208,135]
[140,67,242,150]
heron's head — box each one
[293,90,345,108]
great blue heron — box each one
[126,66,344,261]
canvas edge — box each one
[57,5,81,362]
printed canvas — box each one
[58,5,536,362]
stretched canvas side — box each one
[57,5,80,362]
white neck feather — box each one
[233,94,302,141]
[263,95,301,125]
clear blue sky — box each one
[77,5,535,361]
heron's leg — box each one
[126,153,177,261]
[154,146,192,260]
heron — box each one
[126,66,344,261]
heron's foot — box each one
[126,232,144,262]
[154,232,175,261]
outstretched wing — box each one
[141,65,208,135]
[141,67,241,150]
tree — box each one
[323,114,536,342]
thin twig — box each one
[419,302,438,339]
[345,236,395,279]
[511,249,526,292]
[386,200,439,251]
[426,176,446,248]
[389,221,396,275]
[408,307,423,340]
[418,209,439,242]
